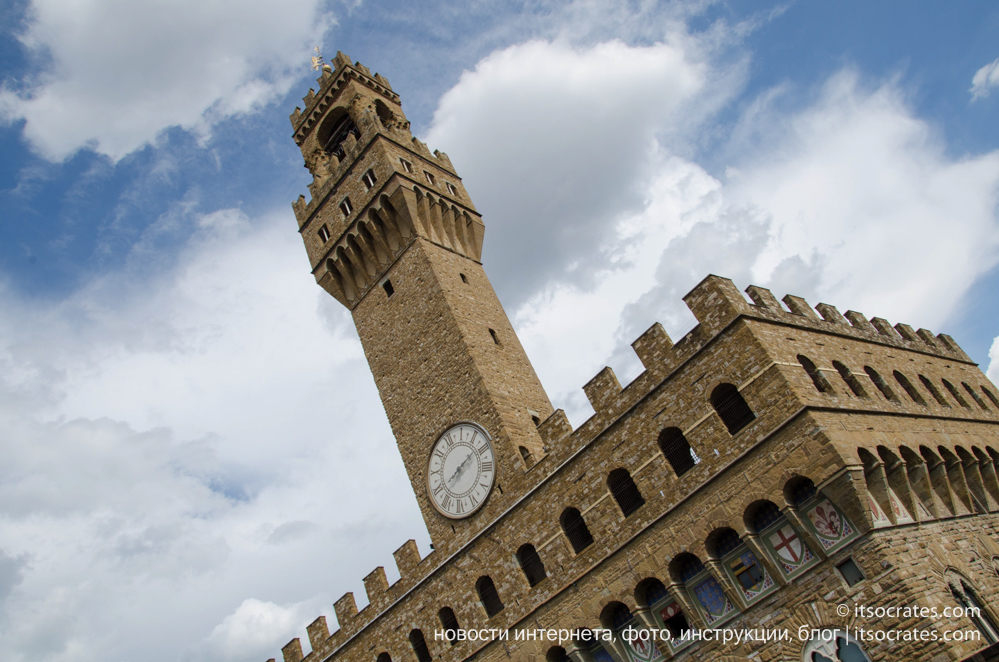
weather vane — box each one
[311,47,324,71]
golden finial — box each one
[311,47,324,71]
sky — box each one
[0,1,998,660]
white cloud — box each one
[425,34,747,308]
[971,57,999,100]
[0,208,428,661]
[426,45,999,422]
[1,0,333,161]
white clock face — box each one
[426,422,495,519]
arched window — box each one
[608,468,645,517]
[919,375,950,406]
[709,528,771,600]
[638,578,692,643]
[711,383,756,434]
[374,99,393,126]
[983,386,999,409]
[864,366,898,402]
[409,629,432,662]
[833,361,867,397]
[787,476,818,507]
[747,500,816,576]
[376,653,392,662]
[671,553,736,625]
[943,379,971,408]
[658,427,699,476]
[964,382,990,410]
[517,544,547,587]
[798,355,832,393]
[948,574,999,644]
[438,607,460,645]
[546,646,570,662]
[519,446,533,466]
[893,371,926,405]
[476,576,504,617]
[318,111,360,161]
[802,630,872,662]
[560,507,594,553]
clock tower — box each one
[289,53,553,554]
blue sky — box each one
[1,1,998,661]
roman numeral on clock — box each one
[481,461,493,472]
[441,495,451,511]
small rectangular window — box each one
[424,171,435,185]
[400,159,413,173]
[383,280,395,297]
[339,198,353,217]
[362,169,377,189]
[445,182,457,196]
[318,224,331,243]
[836,558,864,587]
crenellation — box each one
[333,592,358,627]
[782,294,820,320]
[538,409,572,449]
[844,310,877,334]
[281,637,304,662]
[583,366,622,412]
[916,328,940,348]
[745,285,782,310]
[631,322,674,372]
[870,316,899,338]
[276,55,999,662]
[814,302,849,325]
[363,566,390,607]
[683,274,753,336]
[894,322,920,342]
[306,616,330,652]
[393,539,422,580]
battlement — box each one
[275,275,991,662]
[290,52,398,143]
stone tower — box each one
[289,52,553,553]
[275,54,999,662]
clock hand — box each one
[447,451,474,488]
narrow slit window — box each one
[424,171,436,185]
[383,280,395,297]
[460,273,468,284]
[919,375,950,406]
[400,158,413,173]
[864,366,898,402]
[894,371,926,405]
[317,224,331,243]
[489,328,500,345]
[339,197,353,217]
[361,169,377,189]
[834,360,868,397]
[982,386,999,409]
[798,354,832,393]
[943,379,971,408]
[964,382,990,410]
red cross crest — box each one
[769,525,801,564]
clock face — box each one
[426,422,495,519]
